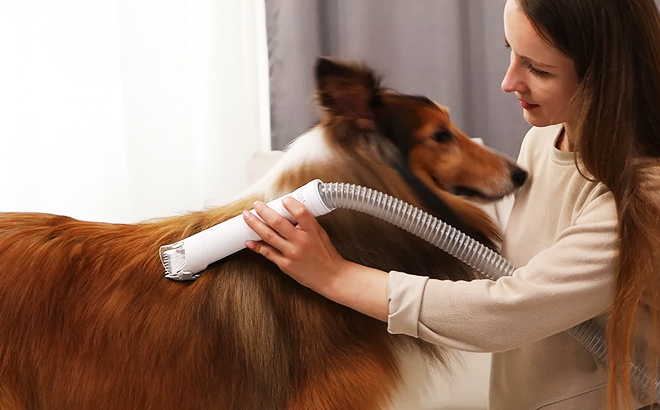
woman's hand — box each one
[242,197,348,293]
[243,197,390,322]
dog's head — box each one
[314,57,527,204]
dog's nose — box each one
[511,166,528,187]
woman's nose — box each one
[501,62,526,94]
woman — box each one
[243,0,660,408]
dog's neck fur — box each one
[388,157,491,246]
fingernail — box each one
[253,201,261,208]
[243,210,250,219]
[245,241,255,250]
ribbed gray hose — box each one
[319,182,514,279]
[318,181,659,404]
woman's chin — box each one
[523,110,551,128]
[522,109,569,129]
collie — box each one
[0,57,526,410]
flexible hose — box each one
[318,181,659,404]
[319,182,514,279]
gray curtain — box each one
[265,0,529,159]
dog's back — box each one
[0,195,455,409]
[0,58,525,410]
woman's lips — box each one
[519,100,540,110]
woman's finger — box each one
[245,240,289,268]
[243,209,293,253]
[281,197,321,232]
[252,201,299,240]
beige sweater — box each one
[387,125,634,409]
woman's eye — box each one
[527,64,549,78]
[433,130,452,143]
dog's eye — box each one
[432,130,452,143]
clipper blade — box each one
[159,241,200,281]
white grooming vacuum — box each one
[159,179,333,281]
[159,179,658,403]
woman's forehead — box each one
[503,0,570,67]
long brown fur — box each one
[0,57,525,410]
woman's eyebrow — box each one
[504,36,557,69]
[521,55,557,69]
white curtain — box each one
[0,0,270,223]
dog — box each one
[0,57,526,410]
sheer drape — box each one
[0,0,270,223]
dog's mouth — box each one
[452,185,511,202]
[429,175,503,201]
[451,185,489,199]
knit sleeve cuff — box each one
[387,270,429,338]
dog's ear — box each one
[314,57,381,129]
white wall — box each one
[0,0,270,223]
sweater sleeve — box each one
[387,192,618,353]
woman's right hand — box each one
[243,197,390,321]
[243,197,349,292]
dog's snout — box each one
[510,166,528,187]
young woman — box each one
[243,0,660,408]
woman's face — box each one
[501,0,580,129]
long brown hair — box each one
[516,0,660,407]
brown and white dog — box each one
[0,57,526,410]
